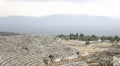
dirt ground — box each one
[60,40,113,55]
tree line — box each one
[56,33,120,43]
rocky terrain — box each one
[0,35,80,66]
[60,61,88,66]
[60,40,120,66]
[0,34,120,66]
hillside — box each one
[0,35,79,66]
[0,32,19,36]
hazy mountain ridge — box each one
[0,14,120,35]
[0,32,20,36]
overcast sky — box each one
[0,0,120,17]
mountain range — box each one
[0,14,120,36]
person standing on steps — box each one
[49,55,55,63]
[76,52,80,58]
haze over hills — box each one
[0,14,120,36]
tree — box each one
[91,34,99,41]
[114,35,120,42]
[79,33,84,40]
[69,33,74,40]
[107,36,115,43]
[76,33,79,39]
[57,34,65,39]
[56,34,69,40]
[74,33,79,40]
[57,33,120,43]
[100,36,106,42]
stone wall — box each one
[113,55,120,66]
